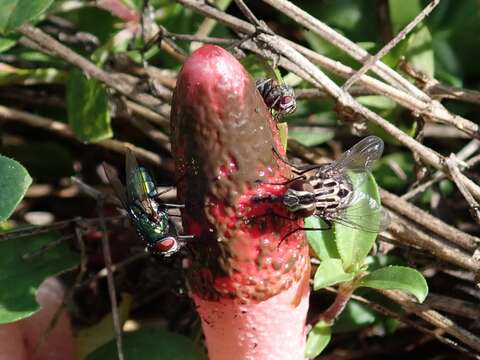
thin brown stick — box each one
[0,105,164,167]
[176,0,480,141]
[260,0,430,101]
[324,287,478,358]
[426,293,480,320]
[97,201,125,360]
[381,189,480,251]
[17,24,170,117]
[403,140,480,200]
[382,289,480,353]
[445,154,480,224]
[388,212,479,273]
[342,0,440,91]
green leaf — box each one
[356,96,396,111]
[313,258,354,290]
[406,26,434,78]
[0,231,79,323]
[288,130,334,147]
[0,155,31,222]
[0,0,54,34]
[388,0,422,34]
[360,265,428,303]
[306,216,339,261]
[87,328,206,360]
[335,172,382,271]
[0,34,19,52]
[305,321,331,359]
[67,69,112,143]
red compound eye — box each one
[154,237,177,253]
[281,95,292,104]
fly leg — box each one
[277,220,332,249]
[272,146,323,175]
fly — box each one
[254,136,390,235]
[256,78,296,119]
[103,149,192,256]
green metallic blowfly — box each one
[104,149,192,256]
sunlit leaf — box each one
[360,266,428,303]
[313,258,354,290]
[0,155,31,222]
[67,69,112,143]
[306,216,339,261]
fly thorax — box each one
[310,175,353,216]
[283,188,316,214]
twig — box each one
[324,288,479,358]
[97,199,125,360]
[403,140,480,201]
[168,32,236,45]
[190,0,233,52]
[426,293,480,320]
[381,189,480,252]
[387,212,479,273]
[260,0,429,101]
[17,24,170,117]
[177,0,480,140]
[0,105,165,168]
[400,59,480,106]
[445,154,480,224]
[382,289,480,353]
[342,0,440,91]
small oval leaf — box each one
[305,321,331,359]
[313,258,354,290]
[0,154,32,222]
[67,69,112,143]
[359,265,428,303]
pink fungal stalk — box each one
[171,45,310,360]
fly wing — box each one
[125,148,160,218]
[103,162,128,209]
[325,136,384,174]
[326,189,390,233]
[125,148,143,204]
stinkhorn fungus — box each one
[171,45,310,360]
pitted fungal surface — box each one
[171,45,308,301]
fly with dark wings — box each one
[253,136,390,237]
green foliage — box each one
[87,328,206,360]
[334,173,382,271]
[305,321,331,359]
[0,0,53,34]
[0,155,31,222]
[67,69,112,143]
[360,265,429,303]
[313,258,353,290]
[0,231,79,323]
[288,130,334,147]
